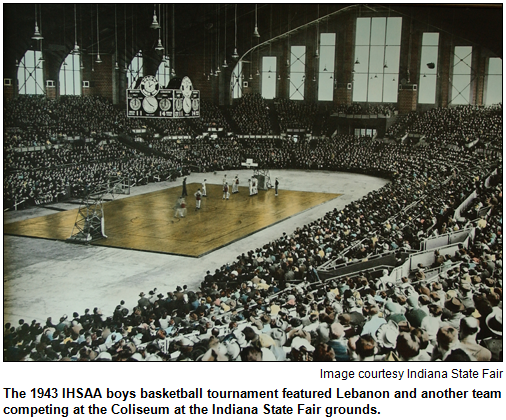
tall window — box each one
[353,17,402,103]
[231,60,243,99]
[261,56,276,99]
[450,46,472,105]
[17,50,45,95]
[485,57,502,105]
[59,52,82,96]
[418,33,439,104]
[318,33,336,101]
[127,50,143,89]
[289,46,306,101]
[156,56,171,88]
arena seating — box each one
[3,97,502,361]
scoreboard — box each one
[126,75,200,119]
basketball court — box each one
[3,183,340,257]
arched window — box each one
[156,55,171,88]
[127,50,143,89]
[17,50,45,95]
[59,52,82,96]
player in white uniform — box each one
[248,179,253,196]
[252,178,258,195]
[194,188,202,210]
[232,175,239,194]
[223,182,230,200]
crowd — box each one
[230,93,273,134]
[334,103,397,117]
[3,94,502,361]
[385,105,502,148]
[275,99,318,133]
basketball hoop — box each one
[241,158,258,169]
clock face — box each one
[140,75,160,97]
[180,76,193,98]
[183,97,192,113]
[130,98,141,111]
[160,98,171,111]
[175,98,183,111]
[142,96,158,113]
[192,99,200,111]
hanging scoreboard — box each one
[126,76,200,119]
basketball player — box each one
[223,182,230,200]
[275,178,279,196]
[175,197,187,218]
[201,179,207,197]
[252,178,258,195]
[248,179,253,196]
[232,175,239,194]
[182,177,188,197]
[222,174,227,185]
[195,188,202,210]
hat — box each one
[139,292,145,297]
[375,320,399,349]
[291,336,315,352]
[96,352,112,361]
[270,328,287,347]
[330,323,345,338]
[485,307,502,336]
[286,294,296,305]
[445,297,464,313]
[224,341,241,360]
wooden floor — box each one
[3,184,340,257]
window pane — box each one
[18,50,45,95]
[262,56,276,99]
[318,34,335,101]
[231,61,242,99]
[485,57,502,105]
[156,56,171,87]
[353,73,368,102]
[451,46,472,105]
[290,46,306,100]
[355,18,371,45]
[370,17,386,45]
[418,33,439,104]
[353,17,401,103]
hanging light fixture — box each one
[355,58,360,65]
[155,28,164,51]
[277,74,281,81]
[312,75,316,82]
[232,5,239,59]
[72,5,79,54]
[32,5,43,40]
[323,65,327,72]
[314,5,319,58]
[95,5,102,63]
[253,4,260,37]
[150,4,161,29]
[114,5,119,69]
[256,68,260,76]
[249,73,253,80]
[222,6,228,67]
